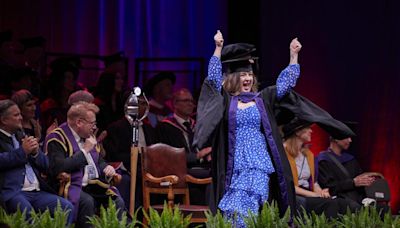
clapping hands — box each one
[21,136,39,155]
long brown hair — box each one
[222,72,258,95]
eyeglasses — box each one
[175,99,195,104]
[80,118,97,126]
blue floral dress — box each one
[218,104,275,227]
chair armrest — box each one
[111,173,122,186]
[57,172,71,197]
[185,174,212,185]
[144,173,179,186]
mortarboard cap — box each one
[50,56,81,77]
[102,51,126,67]
[19,36,46,50]
[13,67,38,82]
[330,121,358,140]
[282,117,313,139]
[221,43,259,73]
[143,71,176,97]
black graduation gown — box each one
[194,80,355,215]
[317,152,365,204]
[103,117,157,171]
[156,119,198,167]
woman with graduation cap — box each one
[193,30,301,227]
[194,29,357,227]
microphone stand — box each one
[124,87,149,216]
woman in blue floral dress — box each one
[196,30,302,227]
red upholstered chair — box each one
[141,143,212,223]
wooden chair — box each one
[141,143,212,223]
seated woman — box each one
[282,117,348,218]
[11,89,41,139]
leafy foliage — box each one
[294,207,336,228]
[143,203,191,228]
[0,206,29,228]
[87,198,141,228]
[30,202,72,228]
[2,199,400,228]
[244,201,291,228]
[0,201,72,228]
[337,206,397,228]
[205,210,232,228]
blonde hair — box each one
[284,134,306,158]
[67,101,99,123]
[222,72,258,94]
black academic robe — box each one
[194,80,355,215]
[317,152,365,204]
[156,117,199,168]
[103,117,157,171]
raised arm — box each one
[207,30,224,92]
[276,38,302,99]
[289,38,302,65]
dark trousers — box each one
[296,195,343,218]
[115,170,144,221]
[115,169,143,210]
[76,190,126,228]
[187,167,211,205]
[336,197,362,213]
[5,190,74,224]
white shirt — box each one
[173,113,191,145]
[295,152,310,189]
[69,126,99,186]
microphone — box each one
[124,87,149,146]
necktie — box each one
[11,134,19,148]
[12,134,36,183]
[183,121,194,151]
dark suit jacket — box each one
[156,119,204,168]
[0,130,52,204]
[103,117,157,171]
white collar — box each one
[173,113,190,126]
[68,124,81,143]
[0,128,12,137]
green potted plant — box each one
[143,203,191,228]
[204,210,232,228]
[87,198,141,228]
[244,201,291,228]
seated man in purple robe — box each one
[45,101,127,227]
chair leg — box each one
[167,185,174,208]
[183,188,190,205]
